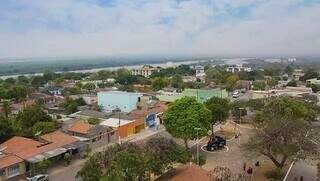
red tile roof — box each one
[0,155,23,169]
[0,131,78,163]
[158,163,210,181]
[67,121,93,134]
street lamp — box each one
[194,127,201,165]
[238,107,245,125]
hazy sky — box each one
[0,0,320,59]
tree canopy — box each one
[164,97,211,148]
[205,97,230,132]
[245,97,320,168]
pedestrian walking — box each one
[243,162,246,171]
[300,176,304,181]
[247,167,253,175]
[255,161,260,167]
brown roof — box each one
[40,131,79,146]
[128,101,168,120]
[67,121,93,134]
[0,136,42,154]
[0,131,79,162]
[0,155,23,169]
[158,163,210,181]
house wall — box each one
[0,162,26,181]
[118,122,136,138]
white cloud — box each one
[0,0,319,58]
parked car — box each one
[27,174,49,181]
[232,91,240,98]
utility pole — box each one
[194,127,201,165]
[238,107,244,146]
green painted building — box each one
[157,88,228,103]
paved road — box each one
[286,161,318,181]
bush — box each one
[265,168,284,181]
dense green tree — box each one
[77,155,103,181]
[205,97,230,133]
[0,116,14,142]
[82,83,96,91]
[60,98,86,114]
[170,74,184,89]
[151,77,169,91]
[87,118,101,125]
[252,81,266,90]
[108,148,149,180]
[78,138,193,181]
[2,100,11,118]
[284,65,294,75]
[145,136,191,176]
[32,122,56,136]
[225,75,240,91]
[5,78,16,85]
[31,76,46,88]
[310,84,320,93]
[17,75,29,84]
[287,80,297,87]
[245,97,319,168]
[300,69,319,81]
[43,70,57,82]
[9,85,28,101]
[164,97,211,148]
[16,105,53,137]
[205,67,224,83]
[230,101,247,120]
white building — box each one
[226,64,252,73]
[292,69,304,81]
[194,65,205,77]
[132,65,160,77]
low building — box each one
[306,78,320,85]
[132,65,160,78]
[69,109,109,120]
[97,91,142,112]
[100,118,137,139]
[28,93,56,104]
[157,88,228,103]
[226,64,252,73]
[66,121,117,146]
[47,87,63,96]
[136,94,158,110]
[129,101,168,129]
[194,65,205,77]
[70,94,97,105]
[292,69,304,81]
[182,76,197,83]
[0,131,84,181]
[251,86,313,99]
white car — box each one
[27,174,49,181]
[232,91,240,98]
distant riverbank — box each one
[0,57,251,80]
